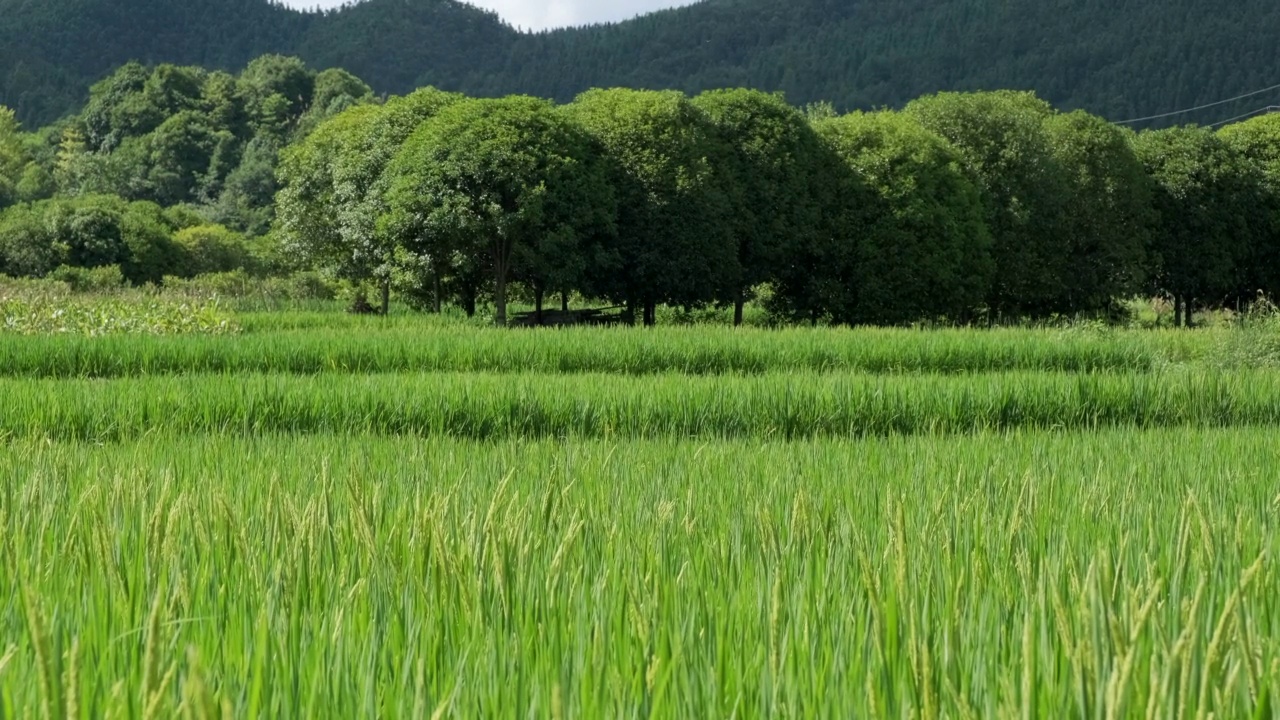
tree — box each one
[119,200,183,284]
[0,202,64,277]
[145,110,220,206]
[1219,114,1280,303]
[296,68,374,137]
[1043,111,1152,315]
[815,111,992,325]
[275,102,384,296]
[49,199,130,270]
[565,88,737,325]
[692,89,829,325]
[80,62,153,152]
[334,88,462,314]
[209,136,279,236]
[240,55,315,141]
[0,106,27,210]
[383,96,615,326]
[1132,126,1258,326]
[905,91,1070,320]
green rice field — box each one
[2,317,1279,717]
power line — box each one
[1208,105,1280,129]
[1115,82,1280,125]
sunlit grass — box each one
[2,430,1278,717]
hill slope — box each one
[4,0,1280,127]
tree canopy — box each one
[6,50,1280,329]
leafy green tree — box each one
[0,195,182,283]
[296,68,374,137]
[119,200,183,284]
[1043,111,1153,315]
[45,197,130,270]
[565,88,737,325]
[0,106,27,209]
[334,87,462,313]
[209,136,279,236]
[80,62,153,152]
[275,103,384,292]
[240,55,315,141]
[1133,126,1258,326]
[140,65,208,121]
[145,110,220,206]
[815,111,992,325]
[15,162,55,203]
[384,96,615,325]
[0,202,64,277]
[692,89,830,325]
[1219,114,1280,303]
[201,71,250,140]
[905,91,1069,319]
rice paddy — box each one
[2,314,1278,717]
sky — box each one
[282,0,697,32]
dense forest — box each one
[5,0,1280,129]
[4,54,1280,327]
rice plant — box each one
[0,324,1218,379]
[1,429,1277,717]
[0,369,1277,442]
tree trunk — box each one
[734,289,745,327]
[644,300,657,327]
[462,290,476,318]
[1173,295,1183,328]
[379,277,390,316]
[535,286,544,325]
[561,291,569,313]
[495,268,508,326]
[432,269,442,314]
[1184,296,1194,328]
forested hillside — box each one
[5,0,1280,128]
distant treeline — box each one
[3,56,1280,326]
[275,83,1280,326]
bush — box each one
[172,224,253,277]
[49,264,125,292]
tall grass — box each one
[0,369,1277,441]
[0,325,1215,379]
[1,429,1277,717]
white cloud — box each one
[282,0,698,31]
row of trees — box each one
[278,86,1280,326]
[7,57,1280,328]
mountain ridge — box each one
[4,0,1280,128]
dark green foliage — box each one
[32,56,374,240]
[1219,115,1280,302]
[6,0,1280,136]
[565,89,737,325]
[119,200,184,284]
[0,195,182,283]
[814,111,992,325]
[1133,127,1261,324]
[383,96,616,324]
[692,89,831,325]
[1043,112,1153,315]
[906,92,1071,319]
